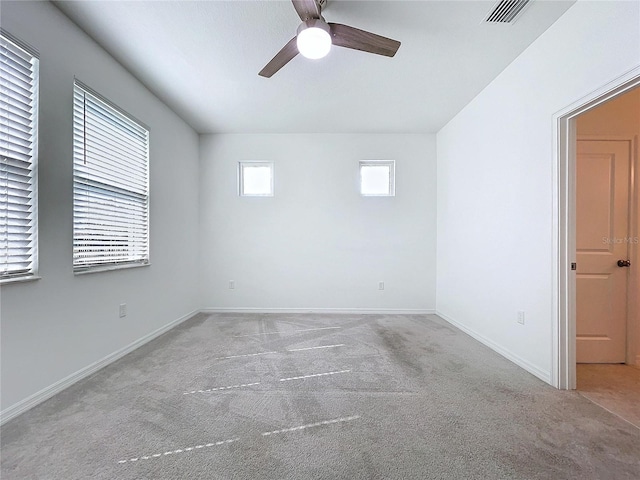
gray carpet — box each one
[1,313,639,479]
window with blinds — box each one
[73,81,149,272]
[1,32,39,282]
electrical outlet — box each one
[229,280,235,290]
[517,311,525,325]
[119,303,127,318]
[378,281,385,291]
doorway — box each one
[552,68,640,394]
[573,88,640,428]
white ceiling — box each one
[53,0,575,134]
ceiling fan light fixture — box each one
[259,1,401,78]
[296,19,331,59]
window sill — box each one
[74,262,150,276]
[0,275,42,286]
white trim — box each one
[552,66,640,390]
[0,310,199,425]
[202,307,435,315]
[73,262,151,276]
[436,311,551,384]
[0,275,41,285]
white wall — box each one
[199,134,436,312]
[436,0,640,383]
[0,1,200,415]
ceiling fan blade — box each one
[291,0,320,21]
[329,23,400,57]
[259,37,299,78]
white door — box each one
[576,139,631,363]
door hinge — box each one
[571,262,577,271]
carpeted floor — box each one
[1,313,639,479]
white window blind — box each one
[73,81,149,272]
[0,32,39,282]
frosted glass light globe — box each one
[296,22,331,59]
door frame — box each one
[552,66,640,390]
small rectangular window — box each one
[239,161,274,196]
[1,31,39,283]
[360,160,395,196]
[73,80,149,272]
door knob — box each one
[617,259,631,267]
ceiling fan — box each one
[259,0,401,78]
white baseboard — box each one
[435,311,551,385]
[201,307,436,315]
[0,310,199,426]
